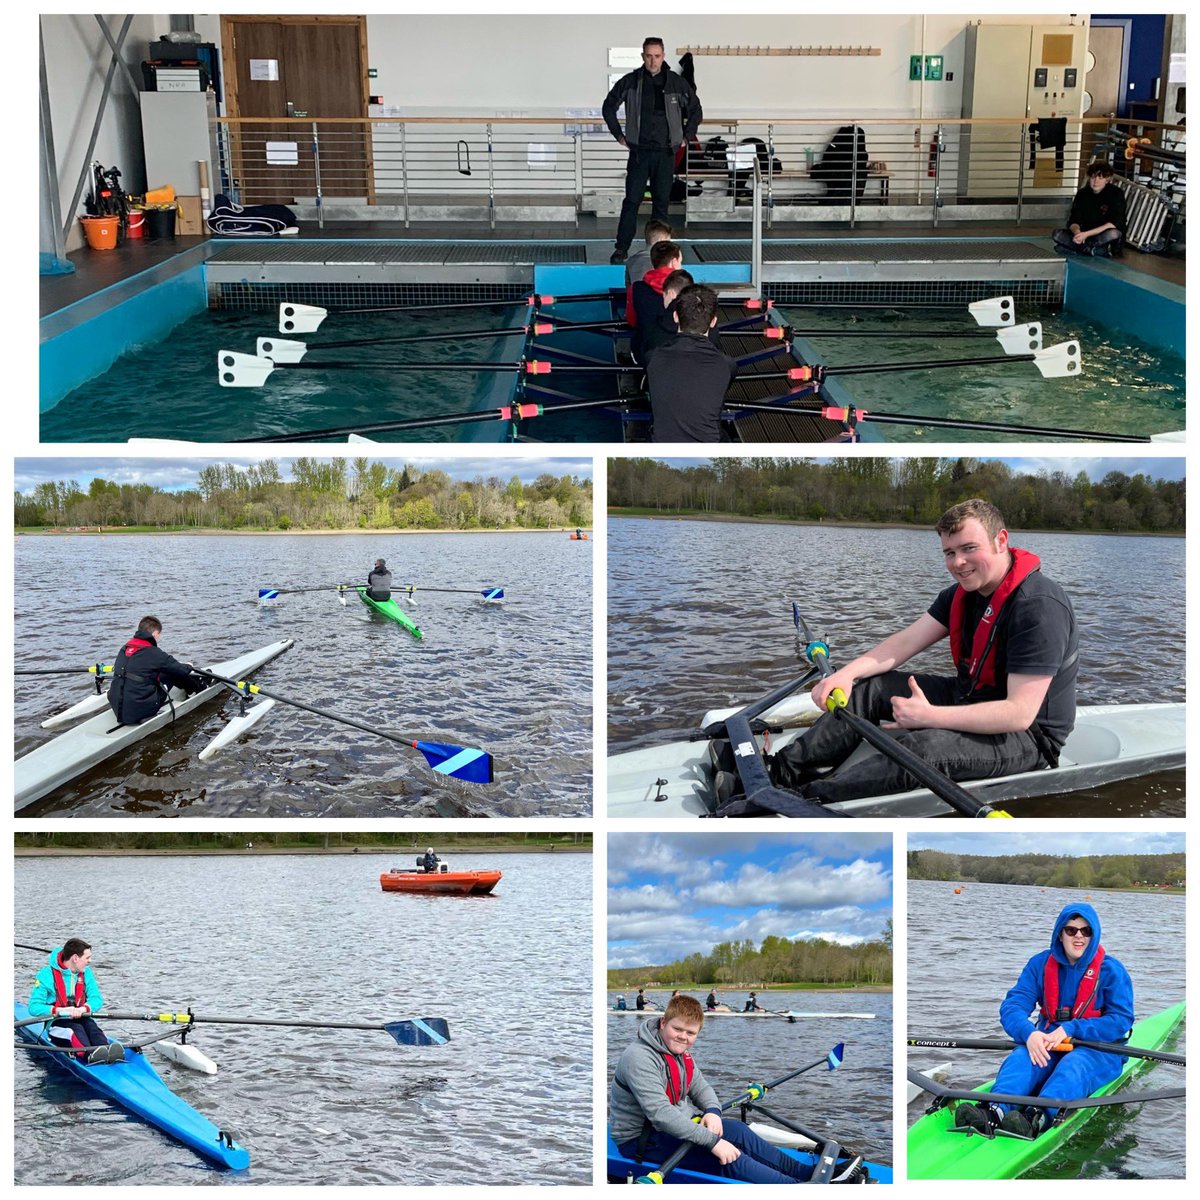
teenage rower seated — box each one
[367,558,393,600]
[625,218,674,320]
[1052,162,1126,258]
[107,616,205,726]
[28,939,124,1064]
[628,239,684,346]
[633,268,695,364]
[646,285,737,443]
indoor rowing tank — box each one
[39,237,1184,444]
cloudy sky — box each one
[653,456,1185,482]
[910,832,1184,857]
[14,456,592,493]
[608,833,892,970]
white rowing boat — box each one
[907,1060,952,1104]
[15,640,295,812]
[608,698,1185,818]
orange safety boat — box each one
[569,533,589,540]
[380,868,502,895]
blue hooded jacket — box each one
[998,902,1134,1046]
[28,946,105,1019]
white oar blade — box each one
[347,433,380,444]
[154,1041,219,1074]
[198,699,276,761]
[278,302,327,333]
[218,351,276,389]
[256,337,308,363]
[1033,340,1083,379]
[996,323,1042,354]
[42,691,110,729]
[1150,430,1186,442]
[968,295,1015,327]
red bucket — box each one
[127,210,145,239]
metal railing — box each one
[212,114,1185,231]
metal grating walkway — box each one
[207,241,587,266]
[693,239,1059,263]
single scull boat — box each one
[608,698,1185,819]
[15,639,294,812]
[14,1000,249,1169]
[907,1001,1185,1180]
[354,586,423,639]
[609,1007,875,1020]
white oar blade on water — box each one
[996,323,1042,354]
[198,699,276,761]
[154,1041,218,1075]
[217,351,276,389]
[278,302,327,333]
[347,434,380,444]
[255,337,308,363]
[42,691,111,729]
[968,295,1014,327]
[1150,430,1186,442]
[1033,340,1083,379]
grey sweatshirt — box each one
[609,1014,721,1148]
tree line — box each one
[15,832,591,851]
[908,850,1184,890]
[609,457,1184,534]
[15,460,592,531]
[609,926,893,989]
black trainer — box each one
[609,248,627,264]
[998,1107,1047,1140]
[953,1102,998,1136]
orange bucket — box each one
[80,215,119,250]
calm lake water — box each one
[907,879,1185,1179]
[605,990,893,1170]
[15,532,592,816]
[14,851,592,1184]
[608,519,1184,816]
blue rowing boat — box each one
[15,1001,249,1169]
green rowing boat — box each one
[356,587,423,639]
[908,1001,1185,1179]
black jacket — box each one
[107,633,203,725]
[1068,183,1127,235]
[647,334,737,442]
[602,66,701,148]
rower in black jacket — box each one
[108,616,204,725]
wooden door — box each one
[222,16,372,205]
[1083,26,1125,167]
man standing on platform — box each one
[603,38,701,265]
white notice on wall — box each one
[609,47,643,69]
[1167,53,1185,84]
[266,141,298,166]
[250,59,279,82]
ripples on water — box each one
[608,519,1183,815]
[907,879,1185,1178]
[14,851,593,1184]
[15,532,592,816]
[605,991,893,1167]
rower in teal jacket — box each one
[954,902,1134,1139]
[28,939,123,1063]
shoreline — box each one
[14,844,592,857]
[608,511,1183,538]
[17,527,592,537]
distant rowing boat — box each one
[608,697,1185,819]
[15,640,294,812]
[609,1007,876,1019]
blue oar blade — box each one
[413,742,495,784]
[383,1017,451,1046]
[481,587,504,601]
[827,1042,845,1071]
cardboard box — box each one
[176,195,205,236]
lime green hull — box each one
[908,1001,1185,1180]
[356,588,423,640]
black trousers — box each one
[770,671,1044,805]
[615,146,675,252]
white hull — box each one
[608,702,1185,818]
[15,640,294,811]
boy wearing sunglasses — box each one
[954,901,1134,1139]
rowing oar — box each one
[14,664,112,677]
[279,293,617,332]
[907,1069,1184,1111]
[191,669,494,783]
[752,295,1016,325]
[637,1045,845,1184]
[217,352,645,388]
[908,1034,1185,1066]
[257,323,557,362]
[100,1010,451,1046]
[796,614,1011,819]
[258,583,503,602]
[720,400,1165,444]
[746,340,1081,383]
[229,394,634,442]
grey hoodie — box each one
[609,1013,721,1148]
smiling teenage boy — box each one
[714,498,1078,813]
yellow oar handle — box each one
[234,680,261,696]
[985,809,1013,819]
[825,687,848,713]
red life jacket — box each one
[51,961,88,1014]
[1041,945,1106,1025]
[948,547,1040,695]
[121,636,154,659]
[627,265,678,329]
[662,1050,695,1104]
